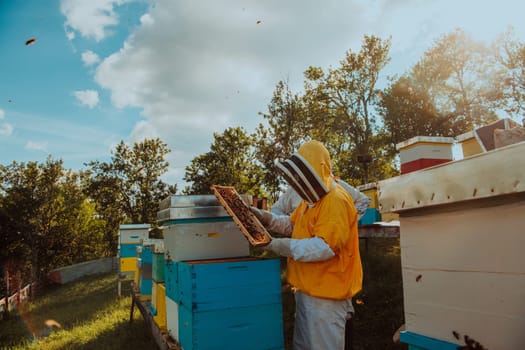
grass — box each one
[1,238,406,350]
[0,273,157,350]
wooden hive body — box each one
[379,141,525,349]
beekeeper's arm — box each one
[337,179,371,219]
[251,207,335,262]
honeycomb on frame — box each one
[211,185,271,247]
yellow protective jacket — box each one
[287,141,363,299]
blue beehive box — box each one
[358,208,382,226]
[400,331,460,350]
[174,257,284,350]
[119,243,140,258]
[165,259,179,301]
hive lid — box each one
[379,141,525,213]
[156,206,230,221]
[159,194,252,210]
[396,136,455,151]
[119,223,151,230]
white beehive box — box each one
[378,141,525,349]
[166,295,179,342]
[118,224,150,244]
[163,221,249,261]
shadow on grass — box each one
[47,315,157,350]
[21,273,120,335]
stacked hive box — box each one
[357,182,382,225]
[456,118,520,157]
[158,195,284,350]
[151,241,167,331]
[378,141,525,350]
[118,224,150,278]
[396,136,454,174]
[136,239,163,300]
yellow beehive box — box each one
[154,284,167,331]
[120,257,138,273]
[456,130,483,157]
[358,182,378,209]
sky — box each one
[1,0,524,189]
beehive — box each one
[379,140,525,350]
[456,118,520,158]
[396,136,454,174]
[159,195,250,261]
[152,242,165,283]
[150,281,167,331]
[118,224,150,277]
[170,257,284,350]
[357,183,382,225]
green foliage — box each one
[255,80,310,201]
[253,35,396,188]
[0,158,108,289]
[183,127,266,196]
[408,28,499,130]
[85,138,175,227]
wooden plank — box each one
[132,288,180,350]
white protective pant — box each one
[293,291,354,350]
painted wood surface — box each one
[400,199,525,349]
[152,253,165,283]
[163,221,250,261]
[118,224,150,244]
[119,243,140,258]
[378,141,525,213]
[177,258,282,311]
[166,296,180,342]
[178,303,284,350]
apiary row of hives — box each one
[118,194,285,350]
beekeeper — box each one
[251,140,363,350]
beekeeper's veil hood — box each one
[275,140,332,204]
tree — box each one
[492,28,525,122]
[378,76,461,154]
[255,80,309,200]
[301,35,395,183]
[410,28,499,130]
[183,127,265,196]
[0,158,106,289]
[85,138,174,231]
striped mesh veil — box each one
[275,153,329,204]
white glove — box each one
[250,207,273,226]
[266,237,335,262]
[251,207,294,236]
[266,238,293,257]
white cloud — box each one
[73,90,100,108]
[81,50,101,66]
[25,141,48,152]
[60,0,126,42]
[88,0,525,187]
[130,120,159,143]
[0,123,13,136]
[0,109,13,136]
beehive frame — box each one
[211,185,271,247]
